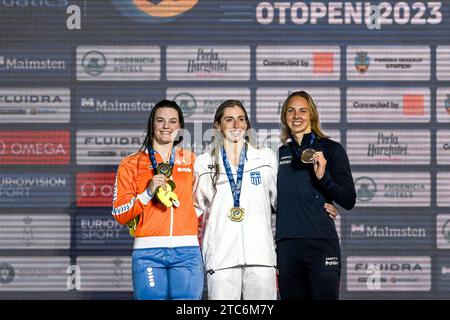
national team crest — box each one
[250,171,261,185]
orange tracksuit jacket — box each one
[111,148,199,249]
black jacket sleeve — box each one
[318,142,356,210]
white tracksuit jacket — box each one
[193,144,278,273]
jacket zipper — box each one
[170,206,174,236]
[169,176,174,240]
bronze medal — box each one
[301,148,316,164]
[229,207,245,222]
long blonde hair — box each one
[279,91,328,145]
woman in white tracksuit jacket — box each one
[193,99,278,300]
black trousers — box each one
[276,238,341,300]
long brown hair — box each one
[279,91,328,145]
[210,100,251,190]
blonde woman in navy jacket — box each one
[276,91,356,300]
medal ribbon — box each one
[290,132,315,160]
[147,146,176,174]
[221,144,246,208]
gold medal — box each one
[229,207,245,222]
[156,162,173,178]
[301,148,316,164]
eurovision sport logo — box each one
[112,0,200,23]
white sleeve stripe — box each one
[111,197,136,216]
[112,175,118,202]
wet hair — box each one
[279,90,328,145]
[138,99,185,153]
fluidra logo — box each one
[84,136,142,146]
[0,94,62,103]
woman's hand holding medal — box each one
[148,163,179,208]
[311,151,326,180]
[148,173,167,195]
[301,148,327,180]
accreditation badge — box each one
[229,207,245,222]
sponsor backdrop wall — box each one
[0,0,449,299]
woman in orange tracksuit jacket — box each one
[111,100,203,300]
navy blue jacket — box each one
[276,132,356,241]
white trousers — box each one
[207,266,277,300]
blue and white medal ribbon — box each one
[221,144,246,222]
[147,146,176,175]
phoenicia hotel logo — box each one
[173,92,197,118]
[112,0,199,23]
[445,94,450,115]
[82,51,107,76]
[0,263,14,284]
[355,176,377,202]
[442,219,450,243]
[355,52,370,74]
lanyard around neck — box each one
[221,143,247,208]
[290,132,315,159]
